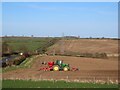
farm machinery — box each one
[39,60,79,71]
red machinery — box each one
[39,60,79,71]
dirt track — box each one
[2,55,118,83]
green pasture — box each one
[2,37,59,52]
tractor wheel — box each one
[63,67,69,71]
[53,65,59,71]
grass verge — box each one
[2,79,118,88]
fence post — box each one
[66,76,69,82]
[52,79,55,84]
[93,77,96,84]
[40,75,41,80]
[78,77,80,82]
[107,77,110,84]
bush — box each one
[5,55,26,66]
[13,56,26,65]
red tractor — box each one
[39,60,78,71]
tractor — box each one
[39,60,78,71]
[52,60,70,71]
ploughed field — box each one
[3,55,118,83]
[47,39,118,55]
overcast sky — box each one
[2,2,118,38]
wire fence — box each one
[5,75,118,84]
[36,75,118,84]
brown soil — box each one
[47,39,118,54]
[2,55,118,82]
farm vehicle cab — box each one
[49,60,70,71]
[40,60,78,71]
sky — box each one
[2,2,118,38]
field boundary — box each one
[2,79,118,88]
[3,76,118,84]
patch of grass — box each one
[2,37,60,52]
[2,80,118,88]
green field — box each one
[2,80,118,88]
[2,37,60,53]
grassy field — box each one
[2,37,60,52]
[2,80,118,88]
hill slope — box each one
[46,39,118,55]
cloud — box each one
[25,4,57,10]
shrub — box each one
[13,56,26,65]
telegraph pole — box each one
[53,48,55,56]
[61,33,65,55]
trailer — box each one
[39,60,79,71]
